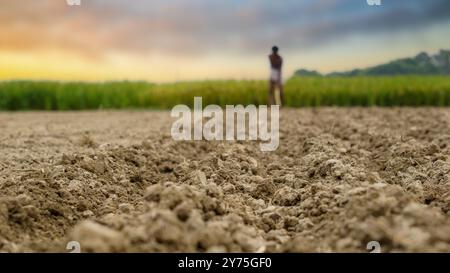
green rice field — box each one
[0,76,449,110]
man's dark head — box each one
[272,46,279,54]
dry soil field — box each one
[0,108,449,252]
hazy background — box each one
[1,0,450,82]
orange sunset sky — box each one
[1,0,450,82]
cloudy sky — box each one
[1,0,450,82]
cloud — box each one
[266,0,450,51]
[0,0,449,59]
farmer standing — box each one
[269,46,284,106]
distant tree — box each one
[294,69,321,77]
[292,49,450,77]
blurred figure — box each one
[269,46,284,106]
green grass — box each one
[0,76,450,110]
[285,76,450,107]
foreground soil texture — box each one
[0,108,449,253]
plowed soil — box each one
[0,108,449,253]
